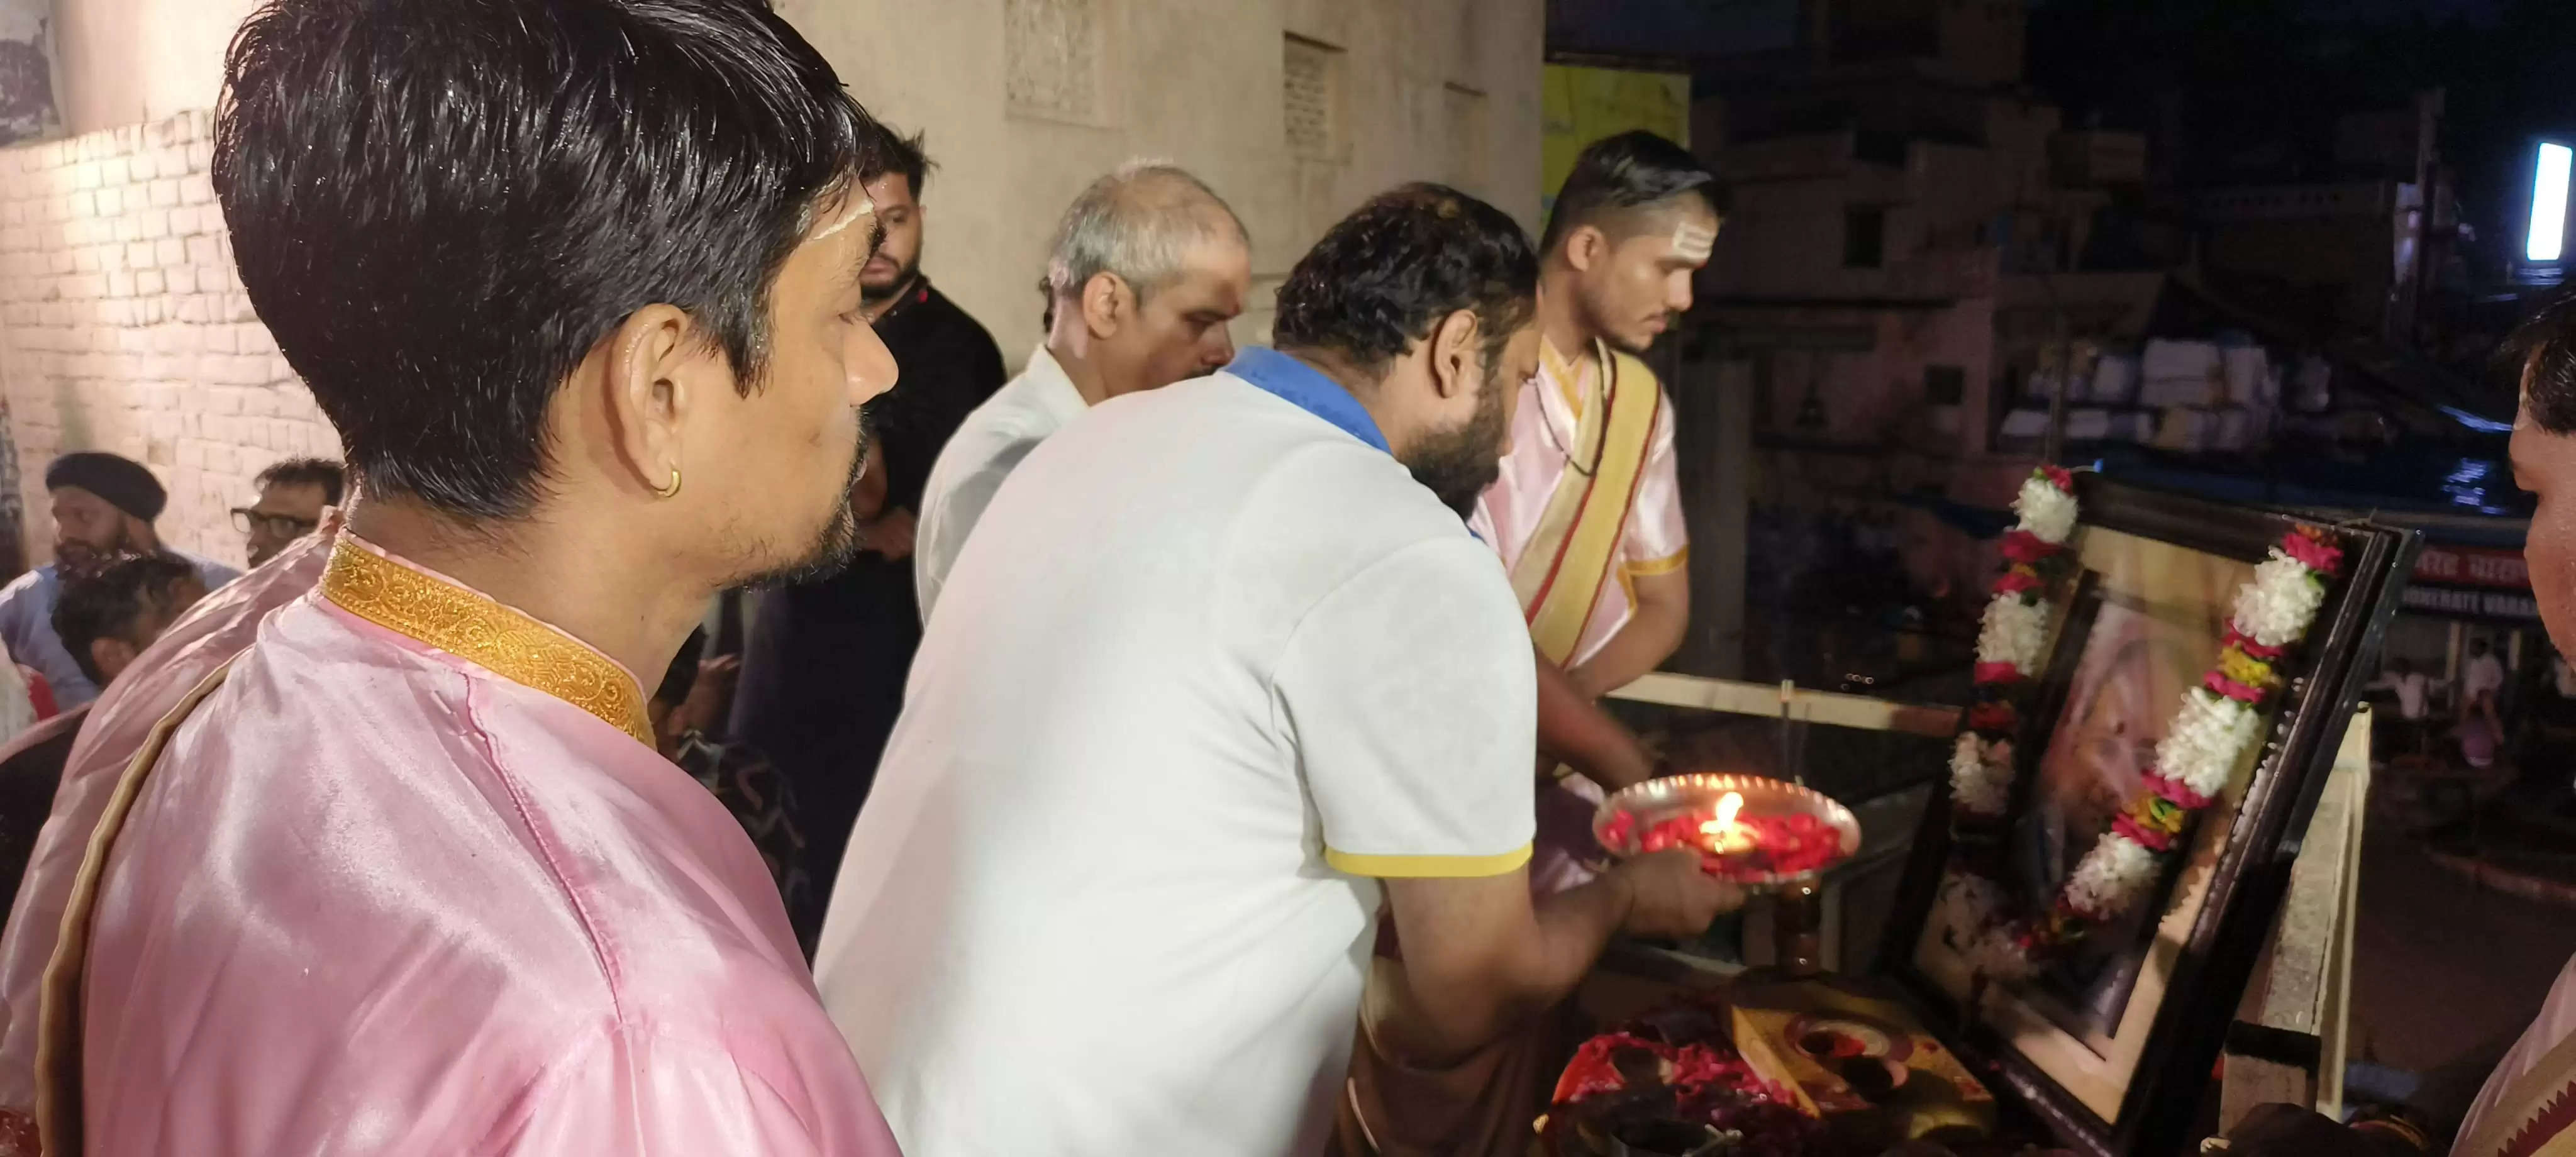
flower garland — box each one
[1938,468,2346,982]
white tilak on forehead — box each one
[1669,219,1718,263]
[813,194,876,241]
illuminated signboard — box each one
[2410,545,2528,590]
[2402,585,2541,622]
[2531,141,2571,264]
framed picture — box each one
[1877,475,2418,1157]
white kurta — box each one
[913,344,1089,622]
[817,353,1538,1157]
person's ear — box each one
[1080,272,1131,340]
[1428,309,1480,401]
[1565,224,1608,274]
[601,303,719,501]
[90,637,136,684]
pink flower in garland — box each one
[2202,670,2267,705]
[2223,624,2285,662]
[2143,772,2212,811]
[1973,662,2023,686]
[2041,464,2075,490]
[2112,812,2173,853]
[2281,526,2343,576]
[2000,529,2065,564]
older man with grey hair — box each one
[911,161,1250,619]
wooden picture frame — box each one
[1875,474,2419,1157]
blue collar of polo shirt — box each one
[1223,346,1391,456]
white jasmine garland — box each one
[2065,831,2158,919]
[1976,593,2048,672]
[2154,687,2260,798]
[1965,927,2036,983]
[1951,512,2353,986]
[2014,473,2080,545]
[1937,871,2006,939]
[1950,733,2014,814]
[1938,874,2034,982]
[2231,551,2329,648]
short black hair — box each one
[215,0,884,520]
[2513,290,2576,435]
[1539,130,1724,257]
[1273,183,1538,376]
[255,457,346,506]
[877,126,933,199]
[53,553,201,685]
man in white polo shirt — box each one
[814,184,1737,1156]
[912,161,1250,621]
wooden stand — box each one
[2218,708,2371,1129]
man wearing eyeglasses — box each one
[230,457,344,568]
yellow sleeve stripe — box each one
[1324,843,1533,879]
[1622,546,1690,577]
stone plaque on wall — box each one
[1006,0,1106,123]
[1282,35,1341,161]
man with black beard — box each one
[0,453,238,710]
[811,184,1738,1157]
[728,126,1005,948]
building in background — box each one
[0,0,1545,568]
[0,0,53,147]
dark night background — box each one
[2028,0,2575,286]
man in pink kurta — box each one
[1468,131,1719,897]
[1468,336,1690,668]
[31,1,912,1152]
[75,535,889,1153]
[0,514,336,1153]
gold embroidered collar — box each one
[320,537,655,746]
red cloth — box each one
[19,669,52,721]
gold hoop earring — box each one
[653,467,682,500]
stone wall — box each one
[0,110,335,570]
[0,0,1543,565]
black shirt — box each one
[728,276,1004,948]
[867,277,1010,518]
[0,706,87,913]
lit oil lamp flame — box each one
[1700,791,1755,855]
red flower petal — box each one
[2001,529,2065,563]
[1968,702,2018,733]
[2280,528,2345,575]
[2143,772,2212,810]
[2223,624,2285,660]
[2203,670,2267,704]
[1974,662,2023,685]
[2114,813,2174,853]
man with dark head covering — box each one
[0,451,238,709]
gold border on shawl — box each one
[1511,341,1662,666]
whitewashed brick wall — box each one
[0,110,338,570]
